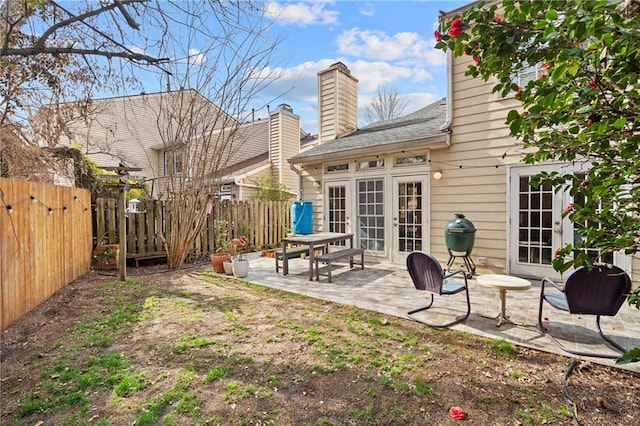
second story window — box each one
[515,62,542,89]
[163,149,183,176]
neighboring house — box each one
[53,89,301,200]
[290,53,637,282]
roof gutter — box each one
[288,134,449,165]
[437,2,483,146]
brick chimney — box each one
[317,62,358,143]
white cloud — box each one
[336,28,446,67]
[265,1,339,26]
[186,48,206,65]
[359,3,375,17]
[129,45,146,55]
[253,58,442,133]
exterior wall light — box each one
[433,170,443,180]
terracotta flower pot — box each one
[94,244,120,270]
[211,253,230,273]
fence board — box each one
[94,199,293,258]
[1,178,92,331]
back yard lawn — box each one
[1,266,638,425]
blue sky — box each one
[252,0,467,134]
[224,0,469,133]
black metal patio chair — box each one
[406,251,471,328]
[537,264,631,358]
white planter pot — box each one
[232,258,249,278]
[223,260,234,275]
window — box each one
[163,150,183,176]
[327,163,349,172]
[515,62,542,89]
[496,61,543,99]
[358,159,384,170]
[396,155,427,166]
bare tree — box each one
[142,2,281,269]
[362,85,409,125]
[1,1,283,268]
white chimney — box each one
[317,62,358,143]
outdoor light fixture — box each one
[433,170,443,180]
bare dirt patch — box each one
[1,264,638,425]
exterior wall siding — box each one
[317,63,358,143]
[278,113,301,193]
[429,54,521,274]
[438,54,639,284]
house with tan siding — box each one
[290,54,637,283]
[56,90,302,200]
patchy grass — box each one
[1,270,638,425]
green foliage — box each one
[616,347,640,365]
[436,0,640,268]
[436,0,639,362]
[252,176,295,201]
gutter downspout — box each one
[289,162,302,200]
[440,49,453,148]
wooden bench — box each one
[127,251,167,267]
[314,248,364,283]
[275,246,311,274]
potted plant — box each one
[229,235,249,278]
[211,220,231,273]
[93,244,119,270]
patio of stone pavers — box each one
[237,252,640,373]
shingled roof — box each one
[289,98,448,164]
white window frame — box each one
[163,149,183,176]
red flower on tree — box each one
[587,80,598,89]
[495,16,503,23]
[448,18,464,37]
[434,30,442,42]
[515,86,523,97]
[473,56,480,65]
[565,204,575,212]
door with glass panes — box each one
[509,165,572,278]
[392,176,427,263]
[356,178,385,253]
[324,181,350,246]
[508,164,625,279]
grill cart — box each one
[445,213,477,278]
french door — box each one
[392,176,427,263]
[508,164,629,279]
[356,178,385,253]
[509,165,567,279]
[324,180,350,246]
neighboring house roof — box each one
[50,89,232,172]
[228,119,270,166]
[289,98,449,164]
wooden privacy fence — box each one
[94,199,293,259]
[0,178,92,331]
